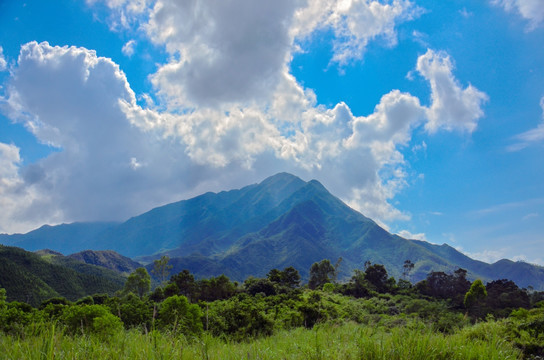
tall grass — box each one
[0,320,521,359]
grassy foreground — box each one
[0,320,521,360]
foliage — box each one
[158,295,202,335]
[0,245,123,306]
[123,267,151,298]
[416,268,471,308]
[308,259,335,290]
[464,279,487,318]
[1,262,543,359]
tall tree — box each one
[124,267,151,298]
[464,279,487,318]
[152,256,172,288]
[364,264,389,293]
[308,259,335,290]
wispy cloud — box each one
[471,197,544,217]
[0,46,7,71]
[508,96,544,151]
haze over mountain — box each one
[1,173,543,289]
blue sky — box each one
[0,0,543,264]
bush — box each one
[61,304,113,335]
[92,312,123,341]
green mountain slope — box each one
[67,250,141,275]
[0,245,125,306]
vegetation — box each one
[0,245,124,306]
[0,259,543,359]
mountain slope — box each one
[0,245,125,306]
[68,250,141,275]
[1,172,544,290]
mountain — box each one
[0,222,118,255]
[1,172,544,290]
[68,250,141,275]
[0,245,125,306]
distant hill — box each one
[2,173,544,290]
[68,250,141,275]
[0,245,125,306]
[0,222,118,255]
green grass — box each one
[0,321,521,360]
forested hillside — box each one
[0,245,125,306]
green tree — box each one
[267,266,301,289]
[158,295,203,335]
[308,259,335,290]
[364,264,389,293]
[0,288,6,310]
[124,267,151,298]
[464,279,487,318]
[244,277,276,296]
[170,269,197,301]
[152,256,172,288]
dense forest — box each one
[1,257,544,359]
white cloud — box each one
[121,39,136,57]
[492,0,544,30]
[0,1,489,234]
[0,46,7,71]
[397,229,427,241]
[0,142,59,233]
[416,49,489,133]
[464,248,507,263]
[508,96,544,151]
[292,0,422,64]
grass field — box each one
[0,320,521,360]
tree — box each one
[308,259,335,290]
[364,264,389,293]
[419,268,471,308]
[244,277,276,296]
[402,260,415,281]
[158,295,202,335]
[484,279,529,317]
[464,279,487,318]
[343,269,371,298]
[267,266,301,289]
[152,256,172,288]
[124,267,151,298]
[170,269,197,300]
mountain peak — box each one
[259,172,304,187]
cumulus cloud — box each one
[1,41,214,231]
[492,0,544,29]
[508,96,544,151]
[292,0,422,64]
[145,0,299,108]
[416,49,488,133]
[0,1,489,234]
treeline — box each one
[1,258,544,357]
